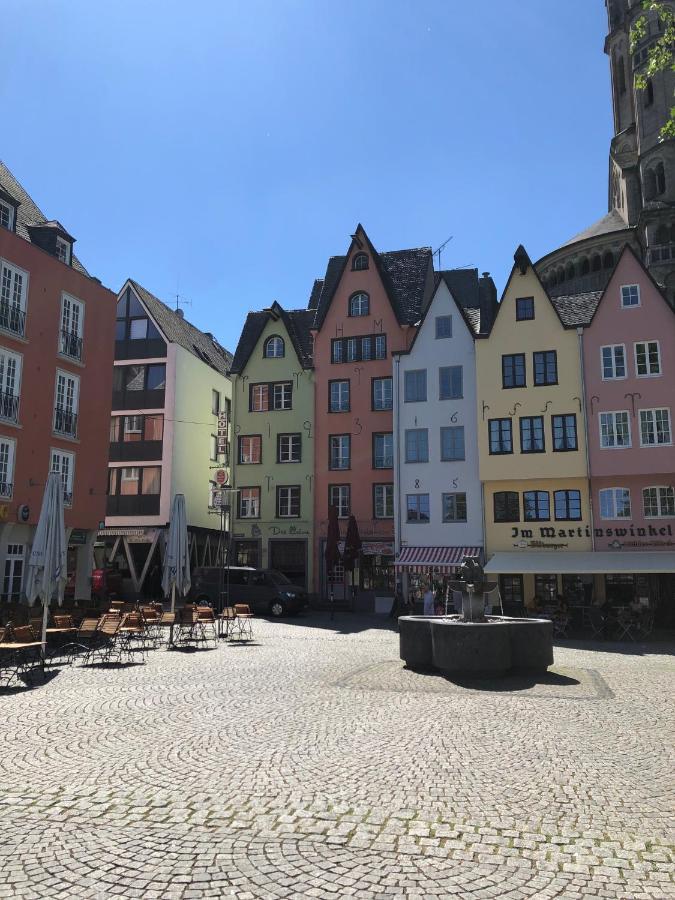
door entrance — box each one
[269,540,307,587]
[2,544,24,601]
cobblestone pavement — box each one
[0,615,673,900]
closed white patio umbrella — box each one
[25,472,67,655]
[162,493,190,612]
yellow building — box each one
[476,247,592,609]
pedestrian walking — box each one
[423,585,435,616]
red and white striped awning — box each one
[395,546,481,574]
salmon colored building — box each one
[0,161,116,605]
[582,246,675,623]
[310,225,434,607]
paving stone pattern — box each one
[0,615,673,899]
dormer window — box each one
[55,236,71,265]
[349,292,369,317]
[0,200,14,231]
[352,253,369,271]
[264,335,285,358]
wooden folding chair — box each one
[233,604,254,642]
[218,606,237,639]
[0,624,43,685]
[196,605,217,647]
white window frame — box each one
[278,434,301,463]
[264,336,285,358]
[599,410,631,449]
[330,380,350,412]
[239,435,261,464]
[634,340,661,378]
[55,236,71,266]
[620,284,640,308]
[59,293,85,360]
[239,487,260,519]
[372,377,392,410]
[639,407,672,447]
[272,382,292,410]
[329,485,350,518]
[600,344,626,380]
[598,487,632,520]
[374,484,394,519]
[0,258,29,337]
[442,492,468,523]
[277,485,300,518]
[50,448,75,508]
[642,486,675,518]
[0,346,22,424]
[329,435,350,470]
[53,369,80,438]
[0,436,16,498]
[0,200,14,231]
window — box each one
[129,318,148,340]
[621,284,640,307]
[277,433,301,463]
[264,335,285,358]
[435,316,452,338]
[352,253,369,271]
[372,377,392,410]
[210,434,218,461]
[516,297,534,321]
[494,491,520,523]
[374,484,394,519]
[502,354,526,388]
[0,348,21,423]
[523,491,550,521]
[552,414,578,451]
[331,334,386,363]
[141,467,161,494]
[250,381,292,411]
[599,488,631,520]
[643,486,675,518]
[405,428,429,463]
[599,411,631,448]
[276,486,300,518]
[2,543,24,600]
[640,408,672,446]
[147,364,166,390]
[489,418,513,455]
[406,494,430,523]
[329,484,350,518]
[373,432,393,469]
[51,449,75,507]
[113,465,161,496]
[499,575,523,609]
[533,350,558,386]
[54,370,79,438]
[238,435,261,464]
[0,201,14,230]
[440,426,465,461]
[60,294,84,360]
[404,369,427,402]
[239,487,260,518]
[329,434,350,470]
[329,380,350,412]
[439,366,462,400]
[520,416,545,453]
[635,341,661,377]
[54,237,70,265]
[554,490,582,521]
[0,260,28,336]
[211,389,220,414]
[601,344,626,379]
[349,292,370,317]
[0,437,16,498]
[442,492,467,522]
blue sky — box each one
[2,0,610,351]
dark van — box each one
[190,566,309,618]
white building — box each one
[393,271,493,601]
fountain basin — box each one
[399,615,553,677]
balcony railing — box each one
[63,491,73,507]
[0,391,19,423]
[108,439,163,462]
[112,389,165,411]
[60,328,83,361]
[0,482,13,499]
[106,494,161,516]
[0,303,26,337]
[54,406,78,438]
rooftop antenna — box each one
[433,235,453,271]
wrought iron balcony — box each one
[54,406,78,438]
[0,303,26,337]
[0,391,19,423]
[63,491,73,507]
[0,481,13,499]
[60,328,83,360]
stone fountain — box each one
[398,557,553,677]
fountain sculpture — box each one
[398,557,554,677]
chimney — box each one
[176,308,184,319]
[478,272,498,334]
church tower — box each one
[537,1,675,305]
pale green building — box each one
[229,302,314,590]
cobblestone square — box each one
[0,615,673,899]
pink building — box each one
[583,246,675,620]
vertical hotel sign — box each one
[217,412,228,457]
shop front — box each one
[395,546,482,613]
[320,538,395,612]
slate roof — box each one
[0,160,89,276]
[436,268,480,311]
[308,278,323,310]
[551,291,603,326]
[229,304,315,374]
[561,209,630,248]
[128,280,233,377]
[311,246,433,329]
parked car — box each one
[190,566,308,617]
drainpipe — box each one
[577,327,595,552]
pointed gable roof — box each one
[230,301,314,374]
[402,269,482,355]
[126,279,233,376]
[311,224,432,330]
[586,243,675,326]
